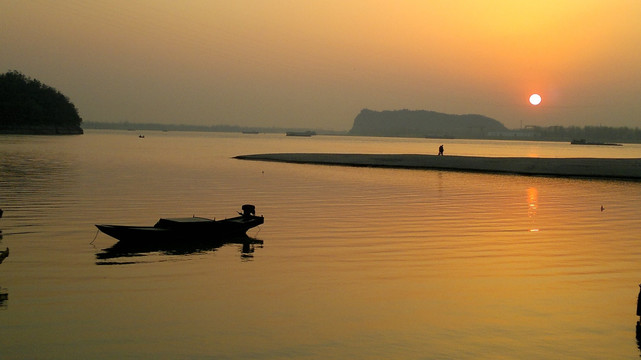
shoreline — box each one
[235,153,641,180]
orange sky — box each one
[3,1,641,130]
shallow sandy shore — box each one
[235,153,641,180]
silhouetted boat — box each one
[286,131,316,137]
[96,205,264,243]
[570,139,622,146]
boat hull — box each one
[96,215,264,243]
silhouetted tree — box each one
[0,70,83,134]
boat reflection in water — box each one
[0,291,7,309]
[96,235,263,265]
[0,287,7,309]
[0,242,8,308]
[636,283,641,355]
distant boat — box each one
[242,131,260,134]
[96,205,264,243]
[570,139,622,146]
[286,131,316,137]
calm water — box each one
[1,131,641,359]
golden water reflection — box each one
[2,132,641,358]
[527,187,539,232]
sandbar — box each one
[235,153,641,180]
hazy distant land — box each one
[82,121,345,136]
[0,71,83,135]
[236,153,641,180]
[85,109,641,144]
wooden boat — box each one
[96,205,264,243]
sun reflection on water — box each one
[527,187,539,232]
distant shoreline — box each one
[0,127,83,135]
[235,153,641,180]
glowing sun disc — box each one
[529,94,542,105]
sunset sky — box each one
[3,1,641,130]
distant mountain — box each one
[348,109,507,138]
[0,70,83,134]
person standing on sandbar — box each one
[438,145,444,156]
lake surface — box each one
[1,131,641,359]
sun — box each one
[529,93,542,105]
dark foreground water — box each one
[1,131,641,359]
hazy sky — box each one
[3,1,641,130]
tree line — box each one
[523,125,641,143]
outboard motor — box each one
[242,204,256,217]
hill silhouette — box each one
[348,109,507,138]
[0,70,83,134]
